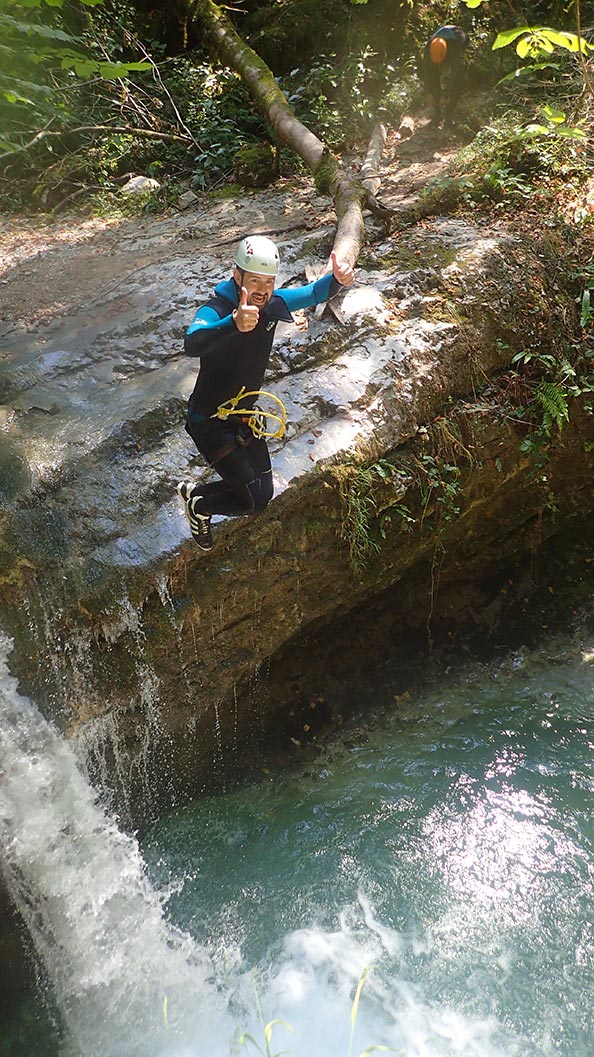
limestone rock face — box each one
[1,181,593,822]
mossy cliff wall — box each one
[1,215,593,823]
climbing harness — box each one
[211,386,287,440]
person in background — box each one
[420,25,469,128]
[177,235,354,551]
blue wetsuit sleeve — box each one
[184,304,235,358]
[277,272,342,312]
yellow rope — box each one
[211,386,287,439]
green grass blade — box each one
[238,1031,265,1055]
[347,965,372,1057]
[357,1046,396,1057]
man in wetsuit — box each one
[420,25,469,128]
[177,234,354,550]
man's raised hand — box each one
[233,286,260,332]
[330,250,355,287]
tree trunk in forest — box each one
[191,0,365,265]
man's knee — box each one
[253,492,272,514]
[247,474,274,514]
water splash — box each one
[0,632,230,1057]
[216,893,521,1057]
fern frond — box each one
[535,379,569,435]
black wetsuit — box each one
[183,272,341,517]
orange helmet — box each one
[429,36,448,64]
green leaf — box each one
[551,124,585,139]
[57,47,88,65]
[533,37,555,54]
[238,1031,265,1055]
[492,26,533,50]
[538,28,573,48]
[493,24,594,56]
[97,60,150,78]
[264,1018,292,1049]
[497,61,559,84]
[2,87,34,103]
[97,61,129,78]
[535,379,569,434]
[2,71,48,91]
[538,28,592,52]
[118,61,152,71]
[0,13,74,42]
[462,0,485,7]
[541,104,566,123]
[516,36,549,58]
[357,1047,394,1057]
[66,59,98,76]
[58,53,148,82]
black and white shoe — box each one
[176,481,213,551]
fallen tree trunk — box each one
[361,120,387,197]
[191,0,365,265]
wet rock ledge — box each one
[1,196,593,822]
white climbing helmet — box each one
[235,235,280,276]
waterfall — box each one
[0,633,229,1057]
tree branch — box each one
[0,124,192,162]
[361,120,387,198]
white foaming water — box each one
[240,897,520,1057]
[0,634,231,1057]
[1,625,565,1057]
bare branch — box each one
[0,124,193,162]
[361,120,387,198]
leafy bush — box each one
[416,92,590,219]
[183,64,269,190]
[280,47,412,150]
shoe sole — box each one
[191,538,213,552]
[189,521,213,551]
[186,511,213,551]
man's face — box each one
[233,267,275,307]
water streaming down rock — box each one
[0,633,231,1057]
[74,585,177,824]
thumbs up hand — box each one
[330,250,355,287]
[233,286,260,332]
